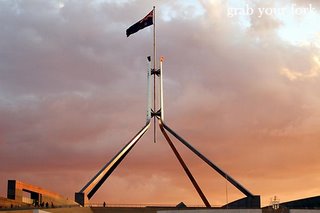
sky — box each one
[0,0,320,208]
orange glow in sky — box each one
[0,0,319,208]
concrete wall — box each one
[0,207,93,213]
[224,196,261,209]
[42,207,94,213]
[290,210,320,213]
[280,196,320,209]
[7,180,77,207]
[158,209,262,213]
[0,196,34,209]
[2,207,320,213]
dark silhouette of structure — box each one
[74,56,260,208]
[75,8,260,208]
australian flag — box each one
[126,10,153,37]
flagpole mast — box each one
[153,6,156,143]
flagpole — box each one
[153,6,156,143]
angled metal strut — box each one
[161,122,254,198]
[159,119,211,207]
[75,122,150,206]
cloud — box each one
[293,0,320,8]
[0,0,320,207]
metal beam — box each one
[159,120,211,207]
[76,122,150,205]
[162,122,254,198]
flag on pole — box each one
[126,10,153,37]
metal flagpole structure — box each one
[75,6,260,208]
[146,56,152,123]
[160,56,164,121]
[152,6,157,143]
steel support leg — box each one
[75,122,150,206]
[159,120,211,207]
[162,122,254,198]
